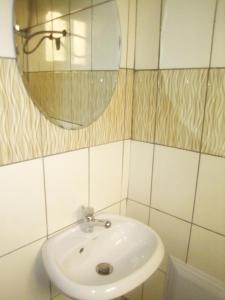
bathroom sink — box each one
[42,214,164,300]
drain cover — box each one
[96,263,113,276]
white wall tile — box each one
[160,0,216,69]
[211,0,225,67]
[150,209,191,272]
[0,239,50,300]
[188,226,225,282]
[44,149,88,234]
[128,141,153,205]
[127,0,137,69]
[92,1,121,70]
[135,0,161,70]
[194,155,225,235]
[0,159,46,256]
[122,140,131,199]
[99,202,121,215]
[126,200,149,224]
[152,145,199,221]
[0,0,15,58]
[120,199,127,216]
[143,270,166,300]
[90,142,123,211]
[117,0,129,68]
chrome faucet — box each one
[79,206,111,232]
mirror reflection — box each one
[14,0,121,129]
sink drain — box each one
[96,263,113,276]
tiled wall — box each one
[0,0,224,300]
[127,0,225,299]
[15,1,122,126]
[0,0,135,299]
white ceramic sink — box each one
[42,214,164,300]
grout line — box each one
[119,141,126,215]
[0,139,130,169]
[0,138,224,170]
[133,0,138,70]
[141,283,144,300]
[185,224,193,264]
[185,0,219,264]
[96,199,124,214]
[120,0,131,211]
[199,0,219,155]
[190,153,202,223]
[127,198,225,238]
[1,57,225,72]
[131,139,225,159]
[88,147,91,207]
[147,0,163,225]
[134,67,218,71]
[0,236,47,259]
[24,69,119,74]
[49,281,53,300]
[42,158,49,237]
[126,141,132,205]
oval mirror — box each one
[14,0,121,129]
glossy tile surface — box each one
[122,140,131,200]
[90,142,123,211]
[128,141,154,205]
[135,0,161,69]
[202,69,225,157]
[150,209,191,272]
[126,200,149,224]
[0,159,46,256]
[0,239,50,300]
[152,145,199,221]
[0,59,42,166]
[132,71,158,143]
[155,69,207,151]
[194,155,225,235]
[90,69,127,146]
[188,226,225,282]
[44,149,89,234]
[211,0,225,67]
[160,0,215,69]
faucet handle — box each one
[82,206,94,218]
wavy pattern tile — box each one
[90,69,127,146]
[124,69,134,139]
[132,71,158,143]
[155,69,208,151]
[0,59,42,166]
[202,69,225,157]
[0,59,130,164]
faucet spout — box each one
[79,206,111,232]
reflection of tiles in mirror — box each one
[26,70,118,127]
[0,59,42,166]
[0,59,133,165]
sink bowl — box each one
[42,214,164,300]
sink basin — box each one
[42,214,164,300]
